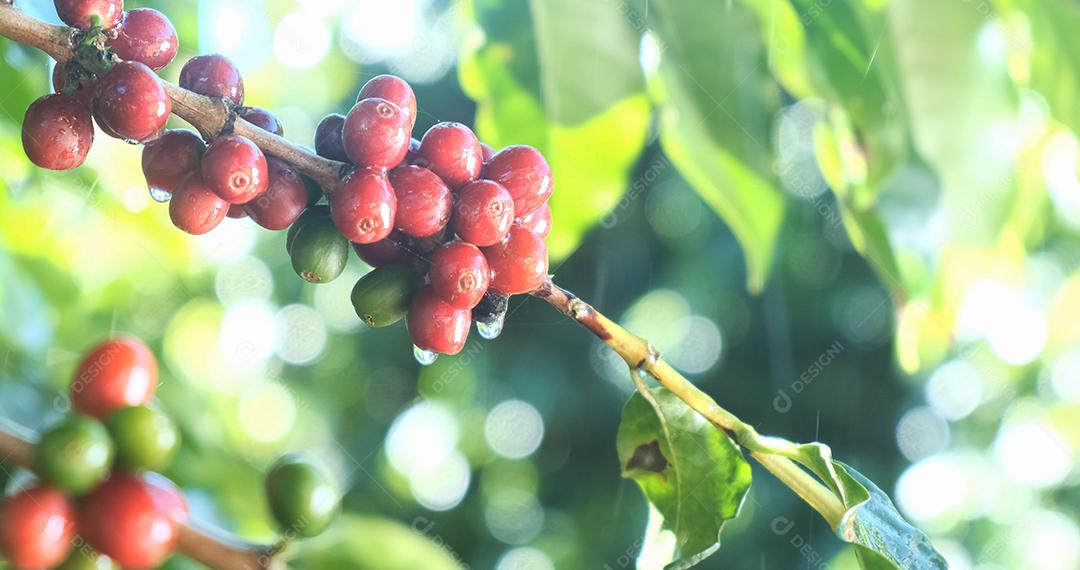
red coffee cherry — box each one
[92,61,171,143]
[169,173,230,235]
[55,0,123,29]
[482,224,549,295]
[342,98,411,170]
[242,157,309,230]
[407,286,471,355]
[200,134,268,204]
[331,169,397,244]
[52,62,95,108]
[357,74,416,129]
[0,486,76,569]
[314,113,349,162]
[405,137,421,164]
[143,472,189,523]
[452,179,514,246]
[429,241,491,310]
[417,122,483,189]
[178,54,244,106]
[79,472,180,570]
[480,142,494,163]
[108,8,178,71]
[239,106,284,136]
[388,165,452,238]
[71,337,157,419]
[22,93,94,170]
[141,129,204,197]
[483,145,553,217]
[517,202,551,238]
[352,231,421,268]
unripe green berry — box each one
[290,214,349,284]
[105,405,179,471]
[34,416,114,495]
[265,454,338,538]
[56,547,117,570]
[286,205,329,254]
[350,265,417,327]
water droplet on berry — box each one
[149,187,172,202]
[413,345,438,366]
[476,316,504,340]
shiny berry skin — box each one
[55,0,123,30]
[92,61,171,143]
[352,231,421,268]
[331,169,397,244]
[200,134,268,204]
[71,337,157,419]
[79,472,180,570]
[357,74,416,129]
[142,472,189,523]
[53,62,95,108]
[405,137,421,164]
[22,94,94,170]
[518,202,551,238]
[141,129,204,197]
[178,54,244,106]
[388,165,452,238]
[265,455,339,538]
[289,216,349,284]
[429,242,490,310]
[452,179,514,246]
[0,486,76,569]
[169,173,229,235]
[417,122,483,189]
[108,9,178,71]
[34,416,115,495]
[407,287,472,355]
[483,145,553,217]
[239,106,284,135]
[242,157,309,230]
[351,265,417,327]
[480,142,494,163]
[482,224,549,295]
[314,113,349,162]
[342,98,411,170]
[106,405,179,471]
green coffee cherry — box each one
[290,215,349,284]
[56,548,117,570]
[286,205,329,254]
[34,415,114,495]
[105,405,179,471]
[265,454,338,538]
[350,265,416,327]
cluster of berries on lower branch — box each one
[0,337,338,570]
[21,0,554,364]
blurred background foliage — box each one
[1,0,1079,568]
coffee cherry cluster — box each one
[0,337,338,569]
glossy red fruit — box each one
[357,74,416,129]
[387,165,452,238]
[240,107,284,136]
[429,242,490,310]
[405,137,421,164]
[178,54,244,106]
[22,94,94,170]
[352,232,421,268]
[331,169,397,244]
[141,129,204,197]
[79,473,179,570]
[452,180,514,246]
[314,113,349,162]
[483,145,553,217]
[108,8,178,71]
[0,486,76,569]
[55,0,123,29]
[242,158,309,230]
[480,142,494,163]
[52,62,95,108]
[71,337,157,419]
[482,224,549,295]
[417,122,483,189]
[342,98,410,170]
[200,135,268,204]
[93,61,171,143]
[517,202,551,238]
[169,173,230,235]
[407,287,471,355]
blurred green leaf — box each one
[296,515,466,570]
[616,387,752,570]
[460,0,650,260]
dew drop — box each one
[413,345,438,366]
[476,316,504,340]
[149,187,171,202]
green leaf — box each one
[644,0,786,291]
[296,515,467,570]
[616,387,752,570]
[459,0,650,260]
